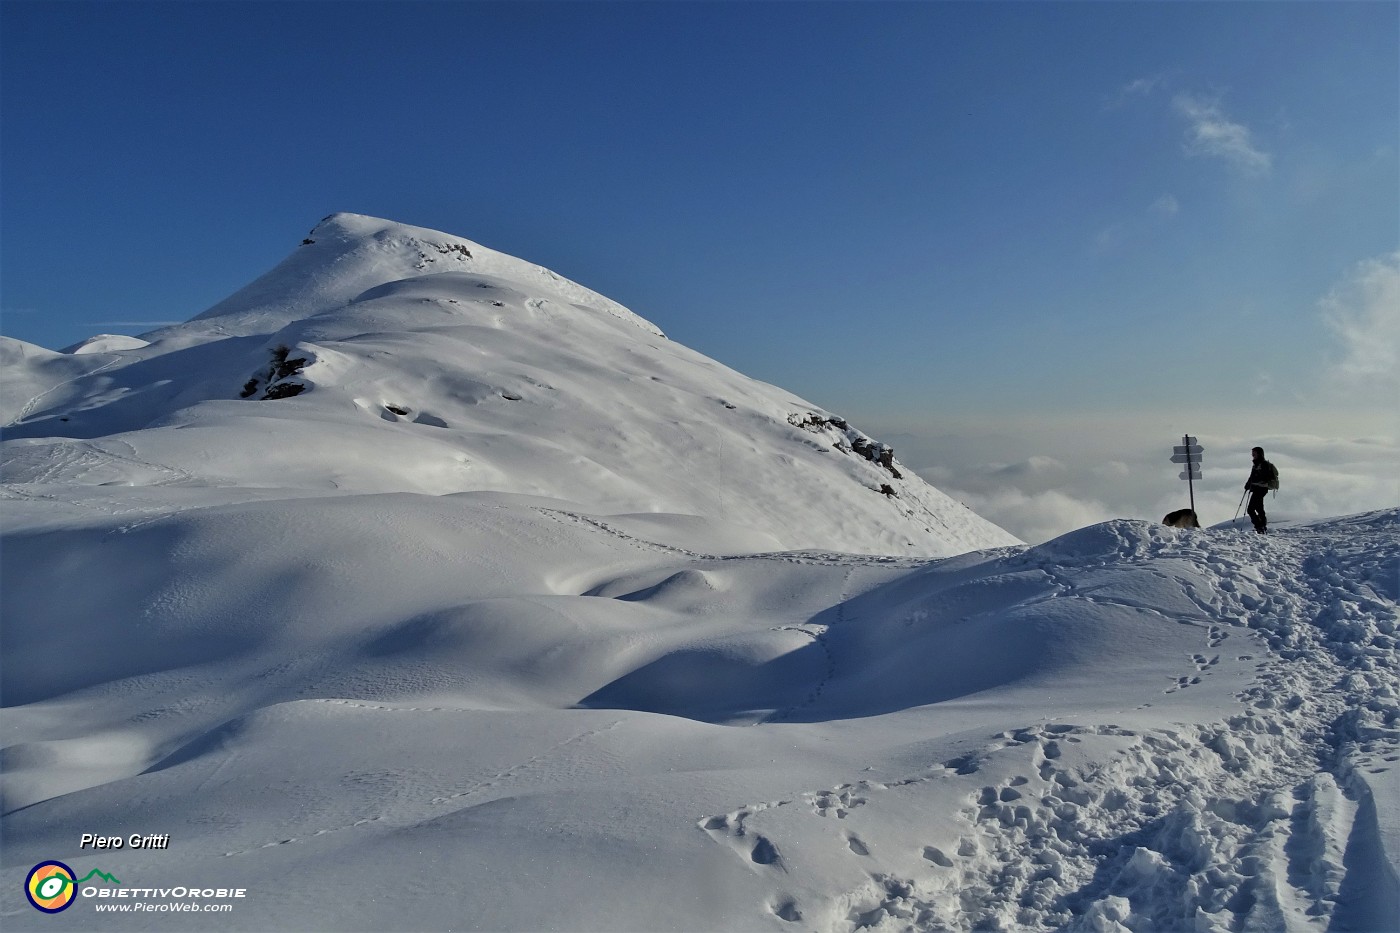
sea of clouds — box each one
[881,251,1399,544]
[907,428,1397,544]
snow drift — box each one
[2,215,1396,933]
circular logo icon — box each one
[25,861,77,913]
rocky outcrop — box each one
[788,412,903,481]
[240,345,308,400]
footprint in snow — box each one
[942,753,980,775]
[922,845,953,867]
[750,835,781,865]
[771,898,802,922]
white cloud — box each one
[1150,194,1180,217]
[1092,195,1180,254]
[1093,460,1131,479]
[943,485,1115,547]
[1106,75,1167,109]
[1092,223,1127,255]
[1320,251,1400,395]
[1173,93,1272,174]
[990,454,1066,481]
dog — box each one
[1162,508,1200,529]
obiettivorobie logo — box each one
[24,858,247,915]
[24,861,121,913]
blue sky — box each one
[2,1,1396,538]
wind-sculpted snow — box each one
[1,489,1396,930]
[1,216,1395,930]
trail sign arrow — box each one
[1170,452,1204,464]
[1172,445,1204,457]
[1179,469,1202,480]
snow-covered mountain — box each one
[2,216,1396,933]
[0,212,1017,557]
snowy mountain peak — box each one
[2,214,1018,556]
[189,212,663,339]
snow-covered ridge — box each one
[0,213,1018,556]
[62,334,151,355]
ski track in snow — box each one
[8,354,124,426]
[1,437,197,488]
[532,507,711,560]
[761,564,858,725]
[532,505,932,569]
[696,520,1399,933]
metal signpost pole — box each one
[1170,436,1205,521]
[1185,434,1195,515]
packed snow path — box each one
[695,514,1400,933]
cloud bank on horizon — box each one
[869,242,1399,544]
[912,432,1397,546]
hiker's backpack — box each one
[1265,461,1280,491]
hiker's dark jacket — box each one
[1246,460,1277,491]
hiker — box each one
[1244,446,1279,534]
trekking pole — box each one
[1233,489,1247,523]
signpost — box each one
[1169,435,1204,514]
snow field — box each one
[4,497,1395,930]
[2,215,1395,931]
